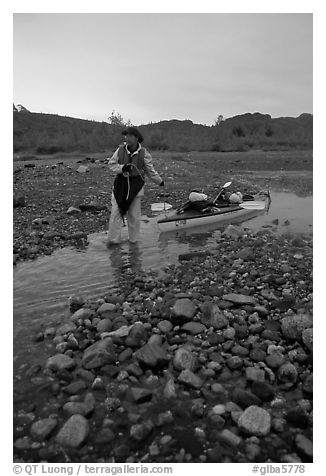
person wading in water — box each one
[106,127,164,246]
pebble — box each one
[30,418,57,441]
[178,369,203,389]
[56,415,89,448]
[173,347,197,371]
[238,405,271,436]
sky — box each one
[13,13,312,125]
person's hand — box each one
[160,180,165,187]
[122,163,132,173]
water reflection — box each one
[108,242,143,278]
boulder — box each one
[82,338,116,369]
[56,415,89,448]
[238,406,271,436]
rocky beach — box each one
[13,150,313,463]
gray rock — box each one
[130,387,153,403]
[201,302,229,329]
[135,343,169,369]
[277,363,298,385]
[67,206,81,215]
[96,319,113,333]
[46,354,76,372]
[178,369,203,389]
[227,356,243,369]
[97,303,116,316]
[218,429,242,447]
[295,434,313,458]
[281,314,313,340]
[56,322,77,335]
[245,367,265,382]
[238,406,271,436]
[163,378,177,398]
[223,293,257,306]
[82,338,116,369]
[125,323,148,347]
[173,347,197,371]
[223,224,245,238]
[130,421,154,441]
[181,322,206,335]
[171,298,196,321]
[56,415,89,448]
[71,308,93,323]
[157,320,173,333]
[30,418,57,441]
[302,328,313,351]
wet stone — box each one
[46,354,76,372]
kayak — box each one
[157,192,270,233]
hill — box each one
[13,106,313,155]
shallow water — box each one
[13,191,312,371]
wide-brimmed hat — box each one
[122,127,144,143]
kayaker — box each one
[106,127,164,245]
